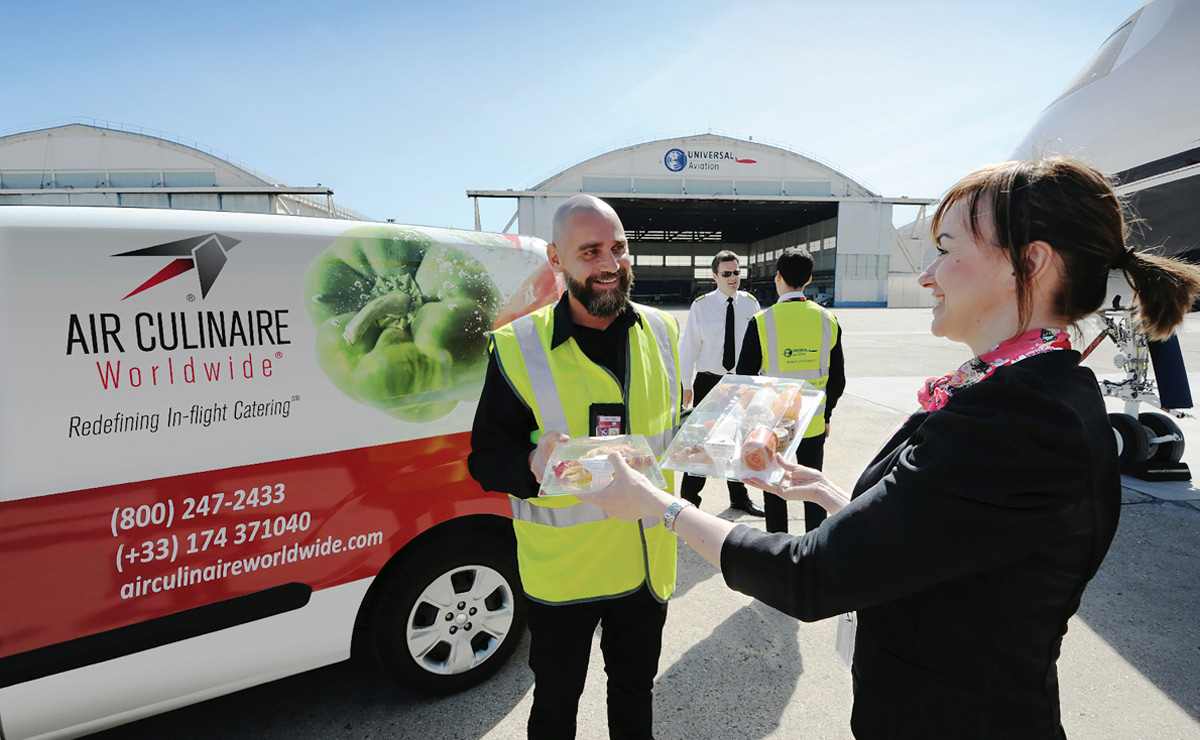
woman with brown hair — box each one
[581,157,1200,738]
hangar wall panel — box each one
[840,279,888,305]
[889,275,936,307]
[520,196,567,242]
[834,201,892,307]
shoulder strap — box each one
[631,303,679,423]
[510,312,568,433]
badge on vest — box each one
[589,403,625,437]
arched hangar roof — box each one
[531,133,880,199]
[0,122,276,187]
[0,121,370,219]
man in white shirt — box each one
[678,250,765,516]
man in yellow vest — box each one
[468,194,681,740]
[736,247,844,534]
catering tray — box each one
[661,375,824,486]
[539,434,668,496]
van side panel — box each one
[0,207,561,739]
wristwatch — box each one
[662,499,695,534]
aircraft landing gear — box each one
[1108,411,1187,478]
[1093,304,1191,481]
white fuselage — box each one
[1013,0,1200,257]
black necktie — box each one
[723,296,736,371]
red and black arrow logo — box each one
[115,233,241,300]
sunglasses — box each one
[717,270,739,278]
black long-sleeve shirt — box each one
[467,294,639,500]
[734,298,845,423]
[720,351,1120,738]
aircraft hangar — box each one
[0,121,368,220]
[469,133,936,307]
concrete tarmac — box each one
[94,307,1200,740]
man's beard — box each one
[564,268,633,319]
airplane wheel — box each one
[1138,412,1185,463]
[1110,413,1149,473]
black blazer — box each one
[722,350,1120,739]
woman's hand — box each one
[744,453,850,515]
[575,452,675,521]
[579,453,734,570]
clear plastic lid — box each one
[661,375,824,486]
[539,434,668,496]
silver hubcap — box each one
[405,564,515,676]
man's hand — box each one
[529,430,569,484]
[682,389,694,409]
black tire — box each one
[370,532,526,694]
[1110,412,1149,472]
[1138,412,1186,462]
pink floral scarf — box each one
[918,328,1072,412]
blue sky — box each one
[3,0,1138,232]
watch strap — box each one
[663,500,695,533]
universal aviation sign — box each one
[663,147,758,172]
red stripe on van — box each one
[0,432,507,659]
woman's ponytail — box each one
[1120,250,1200,341]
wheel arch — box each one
[349,512,517,659]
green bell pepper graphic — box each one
[303,224,500,422]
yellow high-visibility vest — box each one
[490,301,680,604]
[753,299,839,438]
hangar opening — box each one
[469,133,934,307]
[603,197,838,303]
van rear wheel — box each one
[370,533,526,694]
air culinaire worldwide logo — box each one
[663,148,757,172]
[115,233,241,300]
[66,232,290,393]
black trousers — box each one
[680,372,750,505]
[765,432,827,534]
[526,585,668,740]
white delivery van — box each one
[0,206,563,740]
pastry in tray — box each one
[550,443,656,483]
[540,434,667,495]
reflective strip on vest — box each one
[637,305,679,430]
[512,313,568,432]
[644,430,671,457]
[763,306,832,380]
[511,497,660,530]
